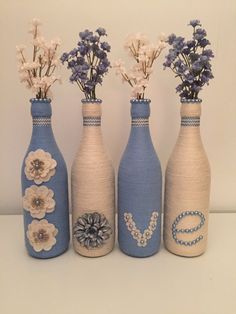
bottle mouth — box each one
[30,98,51,103]
[180,98,202,104]
[130,98,151,104]
[81,98,102,104]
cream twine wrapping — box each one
[164,103,211,257]
[71,103,115,257]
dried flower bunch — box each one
[61,28,111,100]
[16,18,61,99]
[163,20,214,100]
[113,33,166,99]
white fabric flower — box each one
[24,149,57,184]
[143,229,152,240]
[137,238,147,247]
[27,219,58,252]
[23,185,55,219]
[131,229,142,240]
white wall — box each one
[1,0,236,214]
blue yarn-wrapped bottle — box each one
[21,99,70,258]
[118,99,162,257]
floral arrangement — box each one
[61,28,111,100]
[163,20,214,100]
[16,18,61,99]
[113,33,166,99]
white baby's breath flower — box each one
[20,62,31,71]
[16,45,26,53]
[145,67,153,75]
[112,59,126,75]
[29,18,42,35]
[124,33,149,49]
[30,61,40,70]
[19,73,30,82]
[31,18,42,27]
[157,41,167,50]
[51,38,61,47]
[33,36,46,48]
[158,32,167,42]
[51,58,59,67]
[131,84,144,97]
[138,52,149,63]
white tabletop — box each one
[0,213,236,314]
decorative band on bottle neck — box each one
[33,117,51,126]
[83,116,101,127]
[181,116,200,127]
[131,117,149,127]
[81,99,102,104]
[180,98,202,104]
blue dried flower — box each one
[61,27,111,99]
[194,28,207,41]
[101,57,110,67]
[96,27,107,36]
[187,40,195,48]
[60,52,69,63]
[101,42,111,52]
[168,34,177,45]
[202,49,214,58]
[89,35,99,43]
[173,37,185,52]
[78,44,90,56]
[79,29,93,40]
[198,38,210,48]
[95,49,107,59]
[189,20,201,27]
[163,20,214,100]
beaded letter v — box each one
[124,211,158,247]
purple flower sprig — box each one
[163,20,214,100]
[61,27,111,100]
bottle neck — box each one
[80,101,103,149]
[180,103,201,130]
[30,99,54,141]
[127,100,154,151]
[130,99,150,131]
[82,101,102,129]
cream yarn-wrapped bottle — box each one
[164,99,211,257]
[71,99,115,257]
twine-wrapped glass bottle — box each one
[71,99,115,257]
[118,99,162,257]
[164,99,211,257]
[21,99,70,258]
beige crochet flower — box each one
[24,149,57,184]
[27,219,58,252]
[23,185,55,219]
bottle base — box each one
[27,245,69,259]
[73,245,114,258]
[119,245,159,258]
[164,244,206,258]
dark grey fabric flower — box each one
[73,212,112,249]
